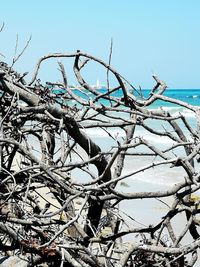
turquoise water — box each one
[51,87,200,186]
[53,89,200,147]
[61,88,198,141]
[53,87,199,142]
[52,88,200,108]
[136,88,200,108]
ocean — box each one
[135,88,200,107]
[54,87,200,187]
[72,88,198,140]
[59,88,200,107]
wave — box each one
[84,128,125,138]
[83,127,192,145]
[148,106,196,118]
[173,110,195,118]
[129,171,182,187]
[82,110,195,145]
[186,95,200,98]
[149,106,182,111]
[120,163,184,187]
[148,106,184,113]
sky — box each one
[1,0,200,89]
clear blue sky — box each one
[1,0,200,88]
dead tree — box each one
[0,48,199,266]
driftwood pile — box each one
[0,50,199,266]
